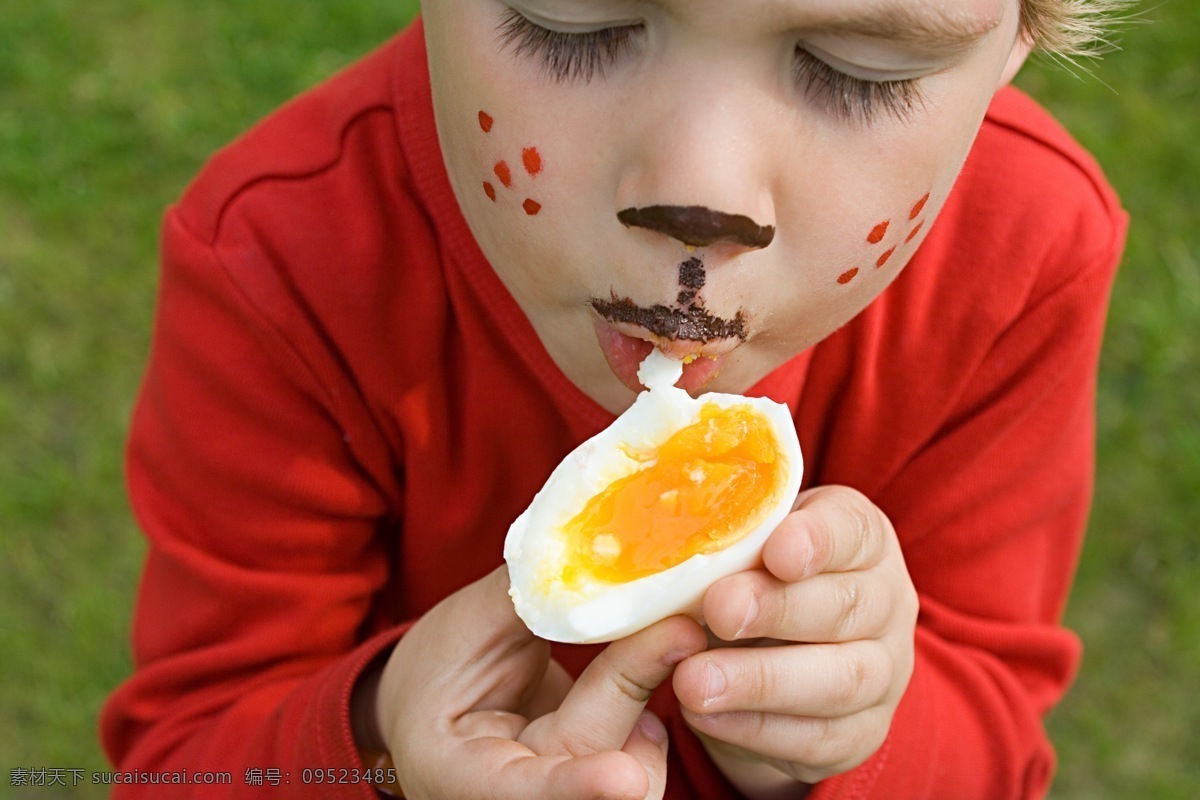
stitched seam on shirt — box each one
[850,730,891,798]
[167,211,400,511]
[167,105,407,497]
[174,103,396,248]
[873,225,1123,517]
[980,124,1123,239]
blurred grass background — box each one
[0,2,1195,798]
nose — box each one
[617,205,775,249]
[614,58,781,256]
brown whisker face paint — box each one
[590,256,748,343]
[590,295,748,341]
[617,206,775,249]
[678,257,705,290]
[676,257,704,305]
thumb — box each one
[522,615,706,755]
[622,711,670,800]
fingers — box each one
[489,743,651,800]
[536,751,654,800]
[498,616,700,800]
[763,486,893,583]
[703,568,894,643]
[521,658,574,720]
[523,615,707,754]
[701,485,910,644]
[673,641,893,717]
[621,712,670,800]
[678,707,891,784]
[402,714,663,800]
[673,487,915,788]
[493,711,669,800]
[403,735,650,800]
[381,574,694,800]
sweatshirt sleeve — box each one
[807,211,1128,799]
[100,209,406,798]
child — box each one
[102,1,1129,797]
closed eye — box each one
[793,47,927,125]
[497,7,643,82]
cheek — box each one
[476,108,548,218]
[424,10,569,242]
[833,190,932,287]
[804,84,986,292]
[461,103,601,303]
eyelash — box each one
[792,48,926,125]
[497,8,642,82]
[497,8,926,125]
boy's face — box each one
[421,0,1026,413]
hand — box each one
[672,486,919,795]
[374,567,708,800]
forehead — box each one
[472,0,1019,61]
[510,0,1011,29]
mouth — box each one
[588,254,748,394]
[590,292,747,340]
[590,312,740,394]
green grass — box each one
[1,3,1195,799]
[0,2,420,796]
[1015,4,1200,797]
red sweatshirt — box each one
[101,20,1127,800]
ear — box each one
[999,32,1034,86]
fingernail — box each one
[664,648,693,667]
[702,659,726,707]
[733,592,758,639]
[636,710,667,745]
[798,531,815,578]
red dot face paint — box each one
[494,161,512,188]
[909,193,929,220]
[845,189,931,284]
[522,147,542,176]
[478,113,545,218]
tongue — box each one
[592,319,727,394]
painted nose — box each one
[617,205,775,250]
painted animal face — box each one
[421,0,1026,412]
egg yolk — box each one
[560,402,783,586]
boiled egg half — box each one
[505,349,803,643]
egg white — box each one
[504,349,804,644]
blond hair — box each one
[1020,0,1134,57]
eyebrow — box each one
[805,3,1004,54]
